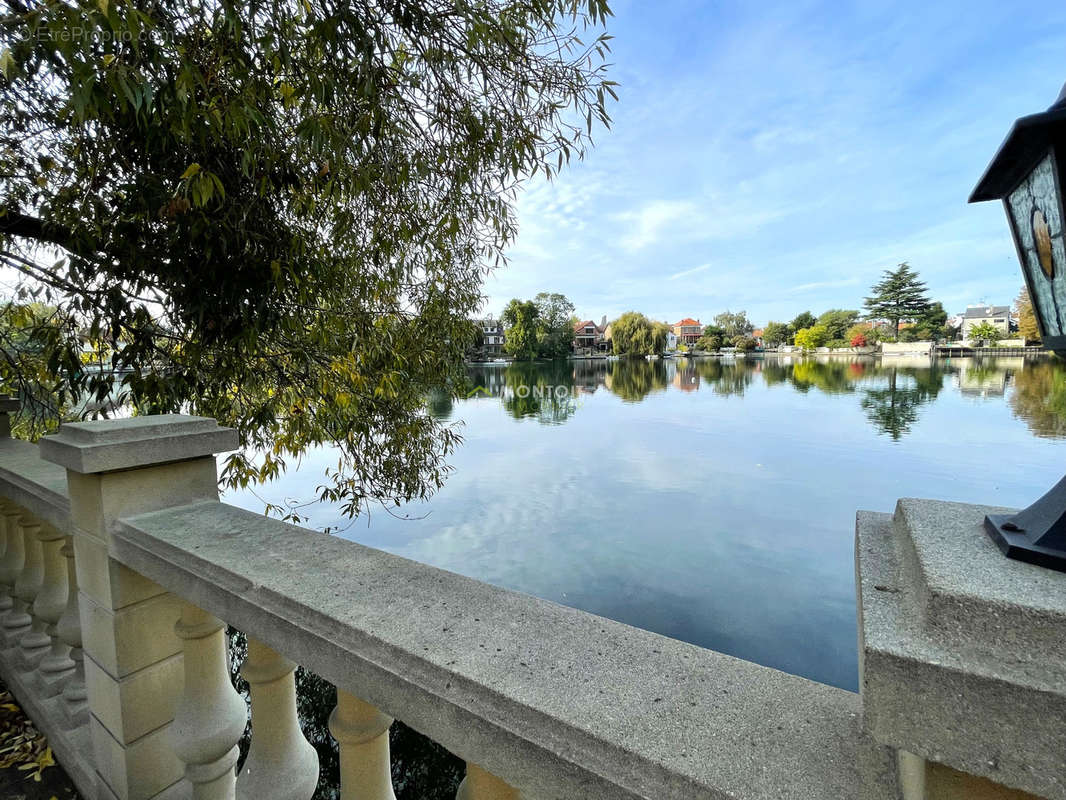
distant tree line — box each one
[484,263,1022,362]
[499,293,577,361]
[769,263,954,352]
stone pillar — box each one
[328,690,397,800]
[0,396,20,615]
[170,604,246,800]
[39,415,238,800]
[236,637,318,800]
[456,764,521,800]
[3,516,42,654]
[857,500,1065,800]
[0,502,24,617]
[36,525,74,696]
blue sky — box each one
[482,0,1066,327]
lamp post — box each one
[970,81,1066,571]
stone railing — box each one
[0,406,1058,800]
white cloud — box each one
[486,0,1066,325]
[786,278,860,294]
[669,263,712,280]
[616,200,703,251]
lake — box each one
[228,354,1066,693]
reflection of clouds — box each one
[228,358,1066,692]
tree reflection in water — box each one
[859,365,947,440]
[1011,359,1066,438]
[605,358,669,402]
[438,356,1066,442]
[502,361,578,423]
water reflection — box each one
[450,355,1066,442]
[1011,360,1066,438]
[860,365,947,441]
[606,359,669,401]
[227,354,1066,799]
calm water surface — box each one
[228,355,1066,692]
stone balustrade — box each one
[0,405,1058,800]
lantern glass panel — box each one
[1006,150,1066,338]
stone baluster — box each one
[56,538,86,723]
[3,516,42,654]
[456,764,521,800]
[328,690,397,800]
[19,521,66,673]
[0,504,8,605]
[0,396,19,617]
[39,414,239,800]
[170,603,247,800]
[236,637,318,800]
[0,502,22,617]
[35,526,73,695]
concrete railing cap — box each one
[39,414,237,474]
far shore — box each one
[465,345,1051,366]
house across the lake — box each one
[961,304,1011,339]
[574,316,609,354]
[478,318,506,357]
[664,328,678,352]
[673,318,702,346]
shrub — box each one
[794,325,829,351]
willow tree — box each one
[0,1,614,518]
[609,311,662,358]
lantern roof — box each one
[970,82,1066,203]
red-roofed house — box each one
[673,318,702,346]
[574,316,609,354]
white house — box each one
[961,305,1011,340]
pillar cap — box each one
[39,415,238,474]
[0,395,19,414]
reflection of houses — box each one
[673,318,702,346]
[574,316,609,354]
[478,318,506,356]
[961,305,1011,339]
[673,364,700,392]
[957,357,1024,398]
[572,359,607,394]
[958,365,1008,397]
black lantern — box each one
[970,82,1066,572]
